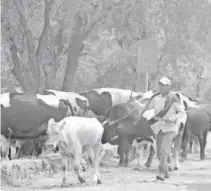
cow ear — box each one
[75,97,87,110]
[59,120,66,130]
[48,118,55,125]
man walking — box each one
[145,77,186,181]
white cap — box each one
[159,77,171,85]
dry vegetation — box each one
[1,154,65,187]
[1,145,118,187]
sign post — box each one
[136,40,157,92]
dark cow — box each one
[101,91,189,169]
[0,92,69,159]
[80,88,146,164]
[181,107,211,160]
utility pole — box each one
[145,61,149,92]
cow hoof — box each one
[174,167,178,171]
[82,166,87,172]
[145,162,151,168]
[97,179,102,184]
[133,167,142,172]
[168,167,173,171]
[180,158,185,162]
[61,178,66,187]
[78,176,86,184]
[118,163,124,167]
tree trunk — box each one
[9,40,32,92]
[62,14,84,91]
[13,0,39,93]
[36,0,54,94]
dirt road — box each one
[2,133,211,191]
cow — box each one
[101,91,191,170]
[79,88,144,161]
[7,89,88,159]
[0,92,69,159]
[131,136,156,169]
[80,88,145,117]
[43,89,89,117]
[0,134,11,160]
[45,117,104,186]
[181,107,211,161]
[188,135,199,154]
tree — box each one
[1,0,211,98]
[1,0,122,93]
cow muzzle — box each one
[102,119,116,127]
[47,143,58,152]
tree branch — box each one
[84,1,120,38]
[9,39,31,92]
[36,0,54,58]
[13,0,39,93]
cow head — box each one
[75,97,89,116]
[53,100,68,121]
[101,118,118,144]
[45,118,66,151]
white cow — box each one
[46,117,104,186]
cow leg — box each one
[145,145,155,168]
[130,146,136,162]
[193,137,199,153]
[14,140,23,159]
[117,145,125,166]
[14,147,20,159]
[61,158,68,187]
[73,147,86,184]
[173,125,184,170]
[5,140,11,161]
[92,144,102,185]
[99,146,107,164]
[8,147,12,160]
[117,137,125,167]
[198,132,206,160]
[87,148,94,168]
[188,138,193,153]
[181,126,192,162]
[124,141,131,167]
[203,129,208,158]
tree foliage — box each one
[1,0,211,102]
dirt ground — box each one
[2,133,211,191]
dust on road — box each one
[2,133,211,191]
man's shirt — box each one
[146,92,187,134]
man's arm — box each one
[169,103,186,122]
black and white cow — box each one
[44,89,89,117]
[80,88,143,116]
[0,92,69,159]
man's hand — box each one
[165,116,177,124]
